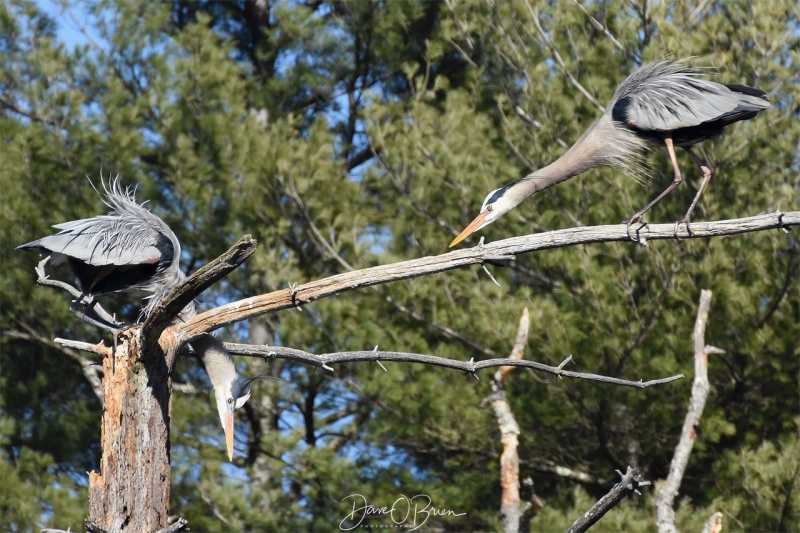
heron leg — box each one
[626,135,683,241]
[69,299,122,334]
[674,146,713,237]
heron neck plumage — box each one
[191,334,237,391]
[520,118,606,198]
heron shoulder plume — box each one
[18,176,260,462]
[17,177,184,313]
[449,58,770,247]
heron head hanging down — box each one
[213,374,256,461]
[449,184,520,247]
[191,333,262,461]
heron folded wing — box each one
[26,217,163,267]
[613,78,742,132]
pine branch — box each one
[173,210,798,341]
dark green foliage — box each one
[1,0,797,530]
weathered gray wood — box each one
[88,328,172,532]
[174,211,798,341]
[656,290,715,532]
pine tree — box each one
[1,0,797,530]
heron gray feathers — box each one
[18,177,254,461]
[610,60,768,134]
[450,59,770,247]
[17,179,183,315]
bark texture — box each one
[88,328,173,532]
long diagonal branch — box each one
[173,211,798,342]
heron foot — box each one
[673,217,694,241]
[624,215,648,242]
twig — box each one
[567,467,651,533]
[656,290,714,532]
[153,517,189,533]
[173,211,799,341]
[573,1,627,53]
[221,344,683,389]
[527,4,606,113]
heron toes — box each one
[624,215,648,242]
[673,217,694,240]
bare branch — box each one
[484,308,531,533]
[174,211,798,340]
[499,307,530,384]
[142,235,257,344]
[34,256,119,327]
[657,289,714,532]
[567,467,651,533]
[220,343,683,389]
[287,180,496,356]
[54,337,112,358]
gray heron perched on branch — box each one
[450,59,770,246]
[18,178,257,461]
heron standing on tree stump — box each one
[18,178,258,462]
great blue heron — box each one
[449,59,770,246]
[18,179,256,461]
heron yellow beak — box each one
[449,211,488,248]
[223,410,235,462]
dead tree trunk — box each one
[88,328,173,532]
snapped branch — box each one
[142,234,257,343]
[567,467,651,533]
[656,290,715,532]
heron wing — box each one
[20,216,164,266]
[17,179,178,268]
[611,60,769,132]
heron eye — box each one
[227,398,233,404]
[486,205,493,212]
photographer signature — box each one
[339,493,466,531]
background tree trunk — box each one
[88,329,172,532]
